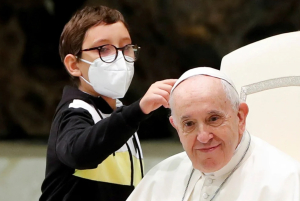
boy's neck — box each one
[78,86,117,110]
[100,96,116,110]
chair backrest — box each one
[220,31,300,161]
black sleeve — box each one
[55,100,149,169]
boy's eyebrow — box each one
[92,37,132,47]
[120,37,132,42]
[91,39,110,47]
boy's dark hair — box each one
[59,5,128,86]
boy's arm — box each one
[56,79,177,169]
[56,100,146,169]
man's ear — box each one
[64,54,81,77]
[237,102,249,135]
[169,116,178,130]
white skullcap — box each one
[171,67,237,93]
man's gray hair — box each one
[220,79,240,111]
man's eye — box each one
[182,121,196,134]
[207,115,224,127]
[210,116,219,122]
[185,121,195,127]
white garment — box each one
[127,132,300,201]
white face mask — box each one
[80,53,134,99]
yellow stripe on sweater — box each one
[73,152,143,187]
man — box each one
[127,67,300,201]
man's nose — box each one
[196,126,213,143]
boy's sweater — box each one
[40,86,148,201]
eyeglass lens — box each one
[99,44,139,63]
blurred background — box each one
[0,0,299,200]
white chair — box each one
[220,31,300,161]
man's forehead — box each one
[171,76,231,118]
[179,109,225,120]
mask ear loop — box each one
[75,56,93,87]
[79,58,93,65]
[74,56,94,86]
[75,56,93,65]
[80,76,93,87]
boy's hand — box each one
[139,79,177,114]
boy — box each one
[40,5,176,201]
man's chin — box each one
[194,159,223,173]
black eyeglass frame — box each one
[79,44,140,63]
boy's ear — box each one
[64,54,81,77]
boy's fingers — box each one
[161,79,177,85]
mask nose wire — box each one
[120,51,129,92]
[118,49,127,62]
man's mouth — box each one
[198,144,220,153]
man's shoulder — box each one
[251,135,300,172]
[158,151,188,164]
[135,151,191,190]
[146,152,190,175]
